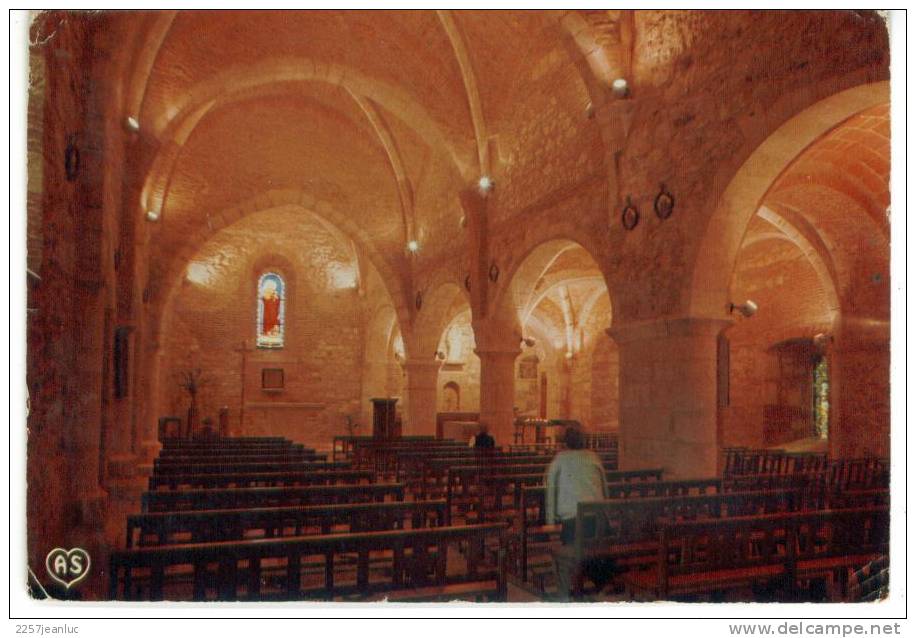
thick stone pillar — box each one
[403,359,441,436]
[476,349,520,446]
[829,316,890,459]
[609,317,732,478]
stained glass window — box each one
[257,272,285,349]
[813,356,829,439]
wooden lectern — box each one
[370,397,399,439]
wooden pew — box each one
[332,435,438,461]
[148,469,374,491]
[394,448,540,483]
[446,468,663,525]
[127,500,449,547]
[152,460,344,476]
[623,506,889,601]
[141,483,406,513]
[352,440,469,474]
[515,478,801,584]
[828,458,889,490]
[418,453,618,498]
[161,437,294,450]
[110,522,508,602]
[156,450,328,463]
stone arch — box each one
[412,280,470,360]
[492,234,615,334]
[734,206,841,317]
[441,380,461,411]
[150,191,412,346]
[688,80,889,319]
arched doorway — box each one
[498,239,617,445]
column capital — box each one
[474,347,521,360]
[607,316,734,345]
[833,315,890,347]
[472,316,522,354]
[402,358,443,374]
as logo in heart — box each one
[45,547,91,589]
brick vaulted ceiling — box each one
[744,103,890,321]
[125,10,596,305]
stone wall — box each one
[158,207,380,450]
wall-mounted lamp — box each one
[125,116,140,133]
[406,239,420,253]
[146,209,160,222]
[611,78,629,99]
[728,300,758,318]
[478,175,494,196]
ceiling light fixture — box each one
[611,78,629,98]
[406,240,420,253]
[728,300,758,318]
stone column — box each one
[828,316,890,459]
[476,348,520,446]
[403,359,442,436]
[609,317,732,479]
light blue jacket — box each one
[545,450,608,523]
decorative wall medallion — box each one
[654,184,675,220]
[64,135,80,182]
[621,197,639,231]
[488,262,500,282]
[415,291,423,310]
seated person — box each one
[472,423,495,450]
[545,425,611,600]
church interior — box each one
[24,9,892,603]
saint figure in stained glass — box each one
[257,273,285,348]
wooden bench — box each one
[127,499,449,547]
[332,435,438,461]
[157,450,321,462]
[110,522,508,602]
[446,467,664,526]
[152,460,344,476]
[161,437,295,450]
[141,483,406,513]
[606,477,723,499]
[418,454,618,498]
[828,458,889,490]
[394,448,538,483]
[623,506,889,601]
[148,469,374,491]
[515,479,779,583]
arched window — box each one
[256,272,286,348]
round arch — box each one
[688,80,889,319]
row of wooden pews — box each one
[514,449,890,601]
[109,435,889,603]
[110,436,508,602]
[723,448,889,489]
